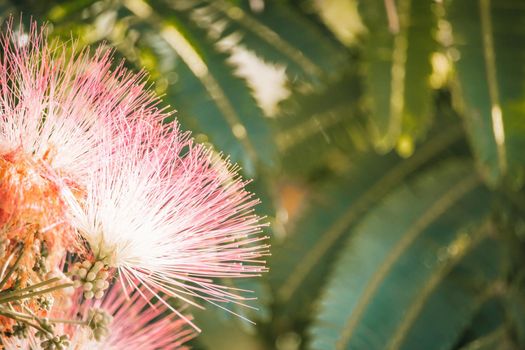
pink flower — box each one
[65,99,270,327]
[4,286,195,349]
[0,17,268,340]
[0,20,149,185]
[71,287,196,349]
[0,19,157,280]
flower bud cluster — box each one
[40,334,70,350]
[36,295,54,311]
[35,318,54,340]
[32,239,49,275]
[34,318,70,350]
[70,260,110,300]
[87,308,113,341]
[12,322,28,338]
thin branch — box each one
[0,243,25,290]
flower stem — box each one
[0,282,73,304]
[0,243,24,290]
[48,318,86,326]
[0,277,61,300]
[0,309,49,335]
[20,304,85,325]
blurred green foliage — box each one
[2,0,525,349]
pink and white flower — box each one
[4,286,195,349]
[65,110,270,327]
[0,17,269,343]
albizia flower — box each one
[0,21,150,185]
[72,287,195,349]
[0,19,158,275]
[0,20,107,331]
[0,20,169,333]
[4,286,195,349]
[0,16,268,345]
[64,106,270,326]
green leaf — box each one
[360,0,437,154]
[451,295,519,350]
[447,0,525,188]
[453,297,507,348]
[273,70,367,178]
[392,240,505,350]
[457,327,514,350]
[184,0,349,80]
[506,287,525,346]
[45,0,98,21]
[136,2,276,173]
[268,121,464,334]
[155,23,275,174]
[309,160,503,350]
